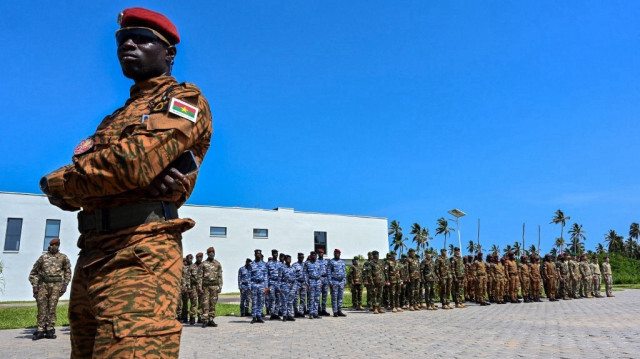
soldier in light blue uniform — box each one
[291,252,307,317]
[237,258,252,317]
[250,249,268,324]
[276,253,286,316]
[328,248,347,317]
[266,249,280,319]
[278,255,297,321]
[304,251,323,319]
[316,249,331,316]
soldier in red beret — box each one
[40,7,213,357]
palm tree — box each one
[392,236,408,256]
[604,230,624,253]
[551,209,570,253]
[467,240,476,254]
[513,242,522,257]
[503,244,513,255]
[554,237,565,253]
[410,223,425,253]
[436,217,453,250]
[596,243,606,255]
[422,228,432,252]
[389,220,403,253]
[389,220,402,239]
[568,223,586,255]
[630,222,639,246]
[491,244,500,255]
[550,248,558,257]
[448,243,455,256]
[528,244,538,256]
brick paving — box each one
[1,290,638,358]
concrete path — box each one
[1,290,638,358]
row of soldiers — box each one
[238,248,348,323]
[346,248,615,313]
[177,247,223,328]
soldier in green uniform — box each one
[579,254,593,298]
[197,247,223,327]
[435,249,453,309]
[363,252,372,310]
[177,256,189,321]
[399,254,410,309]
[421,252,438,310]
[451,248,466,308]
[29,238,72,340]
[385,251,403,312]
[365,250,387,314]
[406,249,421,311]
[567,254,580,299]
[557,254,571,300]
[348,256,364,310]
[194,252,205,322]
[382,253,390,309]
[590,255,603,298]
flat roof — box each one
[0,191,387,221]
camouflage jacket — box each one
[406,257,421,281]
[197,259,223,291]
[435,255,451,280]
[189,262,201,286]
[420,259,437,282]
[494,262,506,279]
[347,264,363,285]
[385,260,403,284]
[590,262,601,276]
[569,260,581,279]
[29,251,71,287]
[529,263,542,281]
[474,261,487,277]
[518,263,530,282]
[181,263,190,290]
[543,262,556,280]
[601,262,612,276]
[451,255,465,279]
[366,259,387,285]
[579,261,592,277]
[557,261,569,276]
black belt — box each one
[78,201,178,234]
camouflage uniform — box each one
[365,253,387,313]
[506,257,520,303]
[266,258,280,315]
[451,252,466,307]
[278,263,297,319]
[29,245,72,335]
[474,257,488,305]
[579,257,593,298]
[420,254,438,309]
[543,257,557,300]
[317,255,330,314]
[250,259,268,319]
[363,253,372,310]
[518,258,531,302]
[197,253,223,325]
[494,260,507,304]
[328,255,347,315]
[385,255,403,311]
[192,258,204,321]
[292,258,307,315]
[435,251,452,309]
[304,258,323,317]
[590,258,602,297]
[529,259,542,302]
[557,257,571,300]
[465,256,476,302]
[568,256,581,299]
[601,259,614,297]
[399,256,410,308]
[238,264,252,316]
[406,251,422,310]
[347,260,363,310]
[177,259,189,320]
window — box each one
[314,231,327,254]
[253,228,268,239]
[43,219,61,251]
[210,226,227,237]
[4,218,23,251]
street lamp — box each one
[448,209,466,254]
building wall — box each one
[0,192,388,301]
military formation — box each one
[178,247,223,328]
[236,248,348,323]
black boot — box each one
[270,314,280,321]
[337,311,346,317]
[197,318,203,324]
[32,331,45,341]
[208,320,217,327]
[44,329,57,339]
[251,317,257,324]
[189,317,195,325]
[202,320,207,328]
[256,316,265,323]
[287,316,296,321]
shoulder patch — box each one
[168,98,198,122]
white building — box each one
[0,191,388,301]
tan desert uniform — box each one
[506,258,519,302]
[474,259,488,304]
[518,261,530,301]
[197,254,223,323]
[529,261,542,301]
[590,260,602,297]
[601,260,614,297]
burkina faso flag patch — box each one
[169,98,198,122]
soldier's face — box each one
[409,252,415,258]
[117,29,176,82]
[207,252,215,260]
[311,253,317,261]
[196,256,202,263]
[334,252,341,259]
[49,244,59,253]
[186,256,193,265]
[298,254,304,262]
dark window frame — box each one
[43,219,61,251]
[210,226,227,237]
[314,231,327,254]
[253,228,268,239]
[3,218,24,252]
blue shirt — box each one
[279,265,296,284]
[267,259,280,283]
[250,260,268,285]
[238,265,251,289]
[328,258,346,283]
[304,260,322,284]
[317,258,328,277]
[292,261,305,282]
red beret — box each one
[119,7,180,44]
[49,238,60,246]
[316,248,325,254]
[334,249,341,253]
[207,247,215,253]
[196,252,203,257]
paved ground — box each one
[1,290,638,358]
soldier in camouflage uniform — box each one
[451,248,467,308]
[590,255,603,298]
[193,252,204,323]
[529,255,542,302]
[266,249,280,318]
[474,253,489,305]
[556,254,571,300]
[348,256,364,310]
[317,249,331,316]
[406,249,422,311]
[278,255,297,321]
[178,255,192,322]
[39,7,213,357]
[494,256,507,304]
[238,258,252,317]
[487,254,496,302]
[250,250,268,323]
[518,255,531,302]
[304,251,323,319]
[176,257,187,320]
[465,255,475,303]
[543,254,558,301]
[601,256,614,297]
[436,249,453,309]
[29,238,71,340]
[568,254,581,299]
[363,252,373,310]
[399,254,410,308]
[328,249,347,317]
[198,247,223,327]
[292,253,307,317]
[421,252,438,310]
[366,250,387,314]
[385,251,403,312]
[579,254,593,298]
[505,252,520,303]
[382,253,390,309]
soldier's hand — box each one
[217,288,222,294]
[32,287,38,296]
[145,167,189,196]
[330,284,334,290]
[199,289,204,294]
[385,282,390,286]
[264,287,269,294]
[59,286,67,296]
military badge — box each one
[73,137,94,156]
[168,98,198,122]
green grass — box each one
[0,305,69,330]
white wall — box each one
[0,192,388,301]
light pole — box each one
[448,209,466,254]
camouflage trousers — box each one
[330,282,345,313]
[351,284,362,308]
[424,281,436,306]
[36,282,63,331]
[453,276,465,304]
[197,291,204,318]
[592,275,602,297]
[520,277,530,298]
[494,277,505,303]
[531,279,541,299]
[240,287,251,315]
[439,278,451,305]
[559,275,570,298]
[69,233,183,358]
[268,281,279,314]
[295,281,307,313]
[370,282,384,308]
[604,274,613,296]
[320,277,330,312]
[307,280,321,315]
[475,276,487,303]
[545,277,557,300]
[408,279,421,306]
[201,285,219,321]
[387,283,402,308]
[571,276,580,298]
[279,283,296,317]
[508,274,519,301]
[581,277,592,297]
[181,287,198,319]
[251,283,266,318]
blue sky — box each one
[1,1,639,253]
